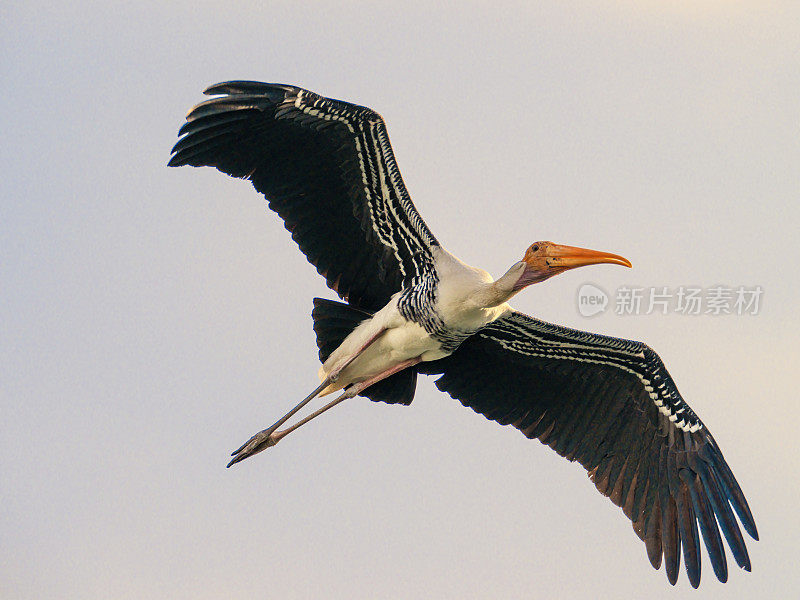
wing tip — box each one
[203,80,296,99]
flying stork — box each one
[168,81,758,588]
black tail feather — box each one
[311,298,418,406]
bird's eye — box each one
[531,244,539,252]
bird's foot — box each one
[227,428,281,468]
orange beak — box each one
[542,243,632,270]
[515,241,632,291]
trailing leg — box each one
[227,356,422,467]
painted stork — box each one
[168,81,758,588]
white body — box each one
[319,247,522,392]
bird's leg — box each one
[227,356,422,467]
[225,379,330,464]
[225,328,387,467]
[270,356,423,442]
[326,327,387,383]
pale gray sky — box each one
[2,2,798,598]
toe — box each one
[226,430,277,467]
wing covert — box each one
[419,311,758,588]
[169,81,439,311]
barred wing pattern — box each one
[419,311,758,587]
[169,81,439,312]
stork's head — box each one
[513,241,632,291]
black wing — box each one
[169,81,439,312]
[419,311,758,588]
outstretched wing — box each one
[419,311,758,588]
[169,81,439,312]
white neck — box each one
[470,261,526,308]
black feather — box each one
[170,81,439,312]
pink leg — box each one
[327,327,387,382]
[227,356,422,467]
[227,328,387,467]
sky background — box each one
[2,1,798,598]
